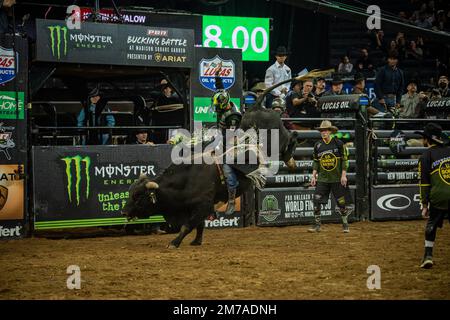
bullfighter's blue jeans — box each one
[223,164,239,191]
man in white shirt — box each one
[264,46,292,108]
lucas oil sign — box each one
[199,55,235,91]
[0,47,17,85]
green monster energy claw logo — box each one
[62,156,91,206]
[48,25,68,59]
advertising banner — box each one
[0,35,28,240]
[256,187,356,226]
[318,94,361,113]
[190,47,243,128]
[425,97,450,111]
[36,19,194,68]
[205,211,243,229]
[32,145,174,229]
[370,185,422,220]
[0,119,26,164]
[0,164,25,239]
[0,91,25,120]
[32,145,244,230]
[79,8,203,44]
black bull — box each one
[122,109,298,248]
[119,72,334,247]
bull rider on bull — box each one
[211,64,242,215]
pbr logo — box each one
[259,195,281,222]
[199,55,235,91]
[389,130,406,155]
[0,47,17,85]
[61,155,91,206]
[0,123,15,161]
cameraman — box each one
[287,78,319,131]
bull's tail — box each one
[246,168,266,191]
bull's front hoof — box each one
[190,240,202,246]
[167,243,179,249]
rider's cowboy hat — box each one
[315,120,338,133]
[414,123,449,145]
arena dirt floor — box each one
[0,220,449,300]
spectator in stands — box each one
[398,11,409,23]
[135,128,155,145]
[156,79,179,106]
[433,9,449,31]
[250,82,266,107]
[324,75,344,96]
[415,11,433,28]
[370,30,388,54]
[251,82,266,98]
[77,87,115,145]
[285,79,302,115]
[351,73,365,95]
[374,50,405,112]
[314,77,326,98]
[436,59,448,80]
[410,2,427,22]
[395,32,407,59]
[351,73,382,117]
[406,40,424,60]
[436,75,450,97]
[399,80,421,118]
[389,40,398,53]
[152,79,183,144]
[389,40,397,57]
[337,56,353,74]
[287,79,319,128]
[355,48,374,76]
[264,46,292,108]
[324,75,350,128]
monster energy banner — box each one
[35,19,194,68]
[32,145,174,230]
[318,94,361,113]
[256,187,356,226]
[370,186,422,221]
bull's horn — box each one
[145,181,159,189]
[139,173,147,180]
